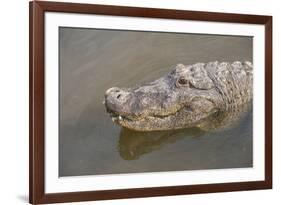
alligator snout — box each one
[105,87,130,103]
[105,87,132,115]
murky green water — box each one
[59,27,253,176]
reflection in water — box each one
[119,127,204,160]
[118,104,251,160]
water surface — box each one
[59,27,253,176]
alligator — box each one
[104,61,253,131]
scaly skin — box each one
[104,61,253,131]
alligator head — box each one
[105,61,252,131]
[104,63,224,131]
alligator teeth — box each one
[102,100,105,105]
[111,116,123,122]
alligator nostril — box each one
[105,87,122,96]
[117,94,121,99]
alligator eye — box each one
[176,77,188,87]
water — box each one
[59,27,253,176]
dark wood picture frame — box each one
[29,1,272,204]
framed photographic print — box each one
[29,1,272,204]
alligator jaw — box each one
[106,104,214,132]
[106,106,183,130]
